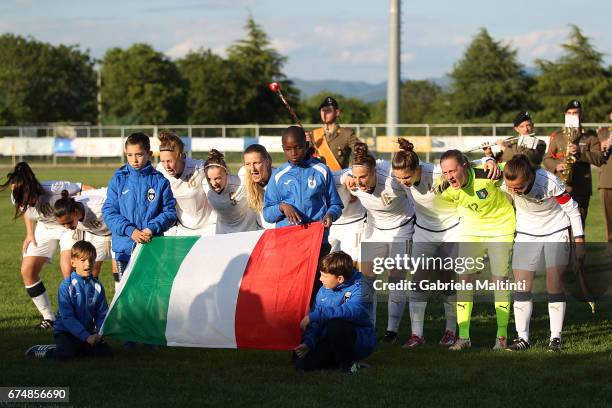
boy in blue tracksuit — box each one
[294,251,376,372]
[263,125,343,232]
[26,241,112,360]
[102,132,176,280]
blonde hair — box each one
[243,144,272,212]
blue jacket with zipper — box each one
[263,156,343,227]
[54,272,108,341]
[102,162,176,262]
[302,271,376,361]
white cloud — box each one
[504,28,568,60]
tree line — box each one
[0,19,609,126]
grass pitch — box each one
[0,166,610,407]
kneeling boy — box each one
[294,251,376,372]
[26,241,112,360]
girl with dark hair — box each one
[157,130,216,236]
[502,154,584,353]
[0,162,89,329]
[53,189,113,281]
[204,149,259,234]
[340,141,415,344]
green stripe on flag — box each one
[102,236,200,345]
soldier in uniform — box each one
[543,100,603,225]
[486,111,547,165]
[308,96,360,171]
[597,112,612,247]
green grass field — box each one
[0,166,610,408]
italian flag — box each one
[101,224,324,350]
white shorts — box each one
[164,222,216,237]
[24,222,78,259]
[512,229,571,271]
[359,221,413,264]
[84,232,112,262]
[328,218,366,261]
[413,222,460,243]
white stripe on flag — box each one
[165,230,265,347]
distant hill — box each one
[293,67,538,103]
[292,76,451,103]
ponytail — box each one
[0,162,44,219]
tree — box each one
[0,34,96,125]
[226,15,300,124]
[300,91,372,124]
[448,28,534,123]
[534,25,612,122]
[101,44,186,124]
[178,49,239,124]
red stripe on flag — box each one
[234,223,324,350]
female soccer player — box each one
[53,189,112,279]
[157,131,216,236]
[438,150,515,351]
[0,162,89,328]
[503,154,584,352]
[341,142,415,344]
[204,149,259,234]
[241,143,275,229]
[391,139,500,348]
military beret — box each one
[565,100,582,111]
[319,96,339,109]
[513,111,532,127]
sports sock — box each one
[513,292,533,342]
[443,294,457,334]
[362,275,377,326]
[387,276,406,332]
[26,281,55,321]
[548,293,566,340]
[408,290,428,337]
[494,289,510,338]
[113,272,121,291]
[456,289,473,339]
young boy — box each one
[102,132,176,281]
[263,125,343,230]
[294,251,376,373]
[25,241,112,360]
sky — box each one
[1,0,610,83]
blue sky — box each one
[1,0,610,82]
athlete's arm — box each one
[556,192,584,239]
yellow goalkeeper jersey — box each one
[440,166,515,238]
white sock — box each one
[513,300,533,342]
[362,276,377,326]
[387,286,406,332]
[409,301,427,337]
[26,281,55,321]
[548,301,566,340]
[443,295,457,334]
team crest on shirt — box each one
[343,292,352,303]
[186,173,197,187]
[476,188,488,199]
[308,176,317,189]
[381,192,393,206]
[229,192,237,206]
[147,188,156,202]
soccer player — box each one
[391,139,501,348]
[1,162,88,328]
[438,150,515,351]
[240,143,275,229]
[204,149,260,234]
[157,130,216,236]
[503,154,584,352]
[53,189,112,280]
[341,142,415,344]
